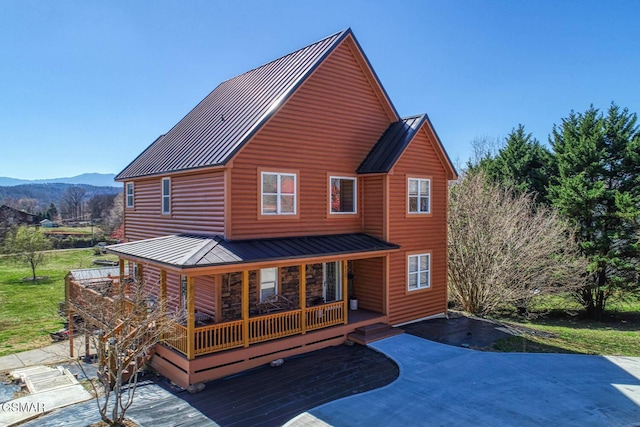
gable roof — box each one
[106,233,399,269]
[358,114,458,179]
[116,29,398,181]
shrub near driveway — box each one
[0,248,118,356]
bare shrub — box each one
[69,275,183,426]
[448,171,586,316]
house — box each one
[40,219,56,228]
[66,28,457,388]
[0,205,42,240]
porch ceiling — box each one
[106,233,399,269]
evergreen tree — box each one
[549,104,640,318]
[468,126,553,204]
[488,125,553,203]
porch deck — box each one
[152,309,387,387]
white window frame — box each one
[126,182,134,208]
[259,267,278,302]
[408,253,431,291]
[330,176,357,214]
[408,178,431,214]
[261,172,296,215]
[162,177,171,215]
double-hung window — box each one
[330,176,357,214]
[126,182,134,208]
[408,253,430,291]
[261,172,296,215]
[260,268,278,302]
[408,178,430,214]
[162,178,171,214]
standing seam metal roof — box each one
[116,30,351,180]
[106,233,400,268]
[357,115,426,174]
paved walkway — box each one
[287,334,640,426]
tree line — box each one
[450,103,640,319]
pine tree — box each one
[549,104,640,318]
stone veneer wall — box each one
[219,264,331,321]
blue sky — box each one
[1,0,639,180]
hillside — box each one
[0,183,121,210]
[0,173,118,187]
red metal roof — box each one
[116,30,351,180]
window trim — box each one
[125,182,134,208]
[259,170,299,218]
[259,267,279,302]
[329,175,357,215]
[407,177,431,215]
[162,177,171,215]
[407,252,431,292]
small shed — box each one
[40,219,54,228]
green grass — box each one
[0,248,118,356]
[490,294,640,356]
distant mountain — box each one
[0,173,118,187]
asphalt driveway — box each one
[288,334,640,427]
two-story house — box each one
[67,28,457,388]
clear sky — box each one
[1,0,639,180]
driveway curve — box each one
[287,334,640,426]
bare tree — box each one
[448,171,586,316]
[61,186,87,220]
[87,194,117,222]
[100,193,123,237]
[69,275,182,426]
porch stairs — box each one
[347,322,403,345]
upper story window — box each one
[162,178,171,214]
[408,253,430,291]
[126,182,134,208]
[260,267,278,302]
[330,177,357,214]
[408,178,430,214]
[261,172,296,215]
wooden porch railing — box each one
[163,322,189,356]
[167,303,347,357]
[248,309,302,344]
[194,320,244,356]
[305,301,344,331]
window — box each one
[408,178,430,214]
[330,177,356,214]
[261,172,296,215]
[260,268,278,302]
[408,253,430,290]
[162,178,171,214]
[126,182,134,208]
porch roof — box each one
[106,233,399,269]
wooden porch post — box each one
[68,307,74,358]
[160,270,167,303]
[342,260,349,325]
[299,264,306,334]
[119,259,125,292]
[242,270,249,348]
[186,276,195,360]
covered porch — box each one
[70,233,398,385]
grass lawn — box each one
[491,294,640,356]
[0,248,118,356]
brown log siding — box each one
[124,171,225,240]
[228,41,393,240]
[387,128,449,325]
[361,175,385,240]
[352,257,385,313]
